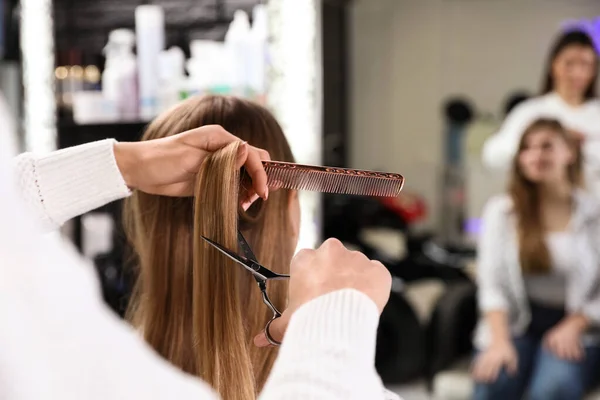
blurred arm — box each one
[482,105,533,170]
[476,196,511,342]
[12,139,131,232]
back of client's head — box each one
[124,95,296,400]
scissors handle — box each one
[258,280,283,346]
[265,317,282,346]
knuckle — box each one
[322,237,343,250]
[259,149,271,160]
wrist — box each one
[113,142,138,189]
[567,313,590,333]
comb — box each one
[259,161,405,197]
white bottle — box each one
[102,29,138,121]
[186,40,233,96]
[225,10,251,96]
[249,5,268,102]
[135,5,165,120]
[158,46,185,112]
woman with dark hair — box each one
[472,119,600,400]
[482,30,600,195]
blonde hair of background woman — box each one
[124,95,296,400]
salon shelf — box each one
[57,120,150,149]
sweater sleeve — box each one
[12,139,131,232]
[260,289,400,400]
[482,103,535,170]
[476,195,511,312]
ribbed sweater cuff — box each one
[35,139,131,226]
[281,289,380,363]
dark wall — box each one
[322,0,349,168]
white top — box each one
[5,139,399,400]
[524,232,576,307]
[482,92,600,196]
[473,192,600,349]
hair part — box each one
[541,30,598,99]
[508,118,583,274]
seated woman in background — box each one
[472,118,600,400]
[123,95,300,400]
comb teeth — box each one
[262,162,404,197]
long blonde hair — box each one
[509,118,583,274]
[124,95,296,399]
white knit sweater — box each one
[4,139,398,400]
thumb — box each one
[253,315,289,347]
[253,332,271,348]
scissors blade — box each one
[201,236,290,281]
[201,236,255,272]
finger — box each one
[244,148,269,200]
[253,332,272,348]
[471,360,482,381]
[568,343,582,362]
[250,146,271,162]
[474,360,491,383]
[568,345,579,361]
[479,361,493,383]
[260,314,289,346]
[241,193,260,211]
[506,356,518,375]
[575,344,584,361]
[556,342,566,360]
[235,142,249,169]
[183,125,238,151]
[489,362,500,383]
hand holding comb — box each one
[254,161,404,197]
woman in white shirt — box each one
[482,30,600,196]
[472,118,600,400]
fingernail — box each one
[264,187,269,200]
[242,200,252,211]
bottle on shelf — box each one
[102,28,138,121]
[249,4,269,104]
[158,46,185,112]
[225,10,252,97]
[135,5,165,120]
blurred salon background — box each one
[6,0,600,399]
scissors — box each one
[201,230,290,346]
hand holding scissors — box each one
[202,230,289,346]
[204,235,393,347]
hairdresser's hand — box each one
[544,314,588,361]
[254,238,392,347]
[114,125,270,199]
